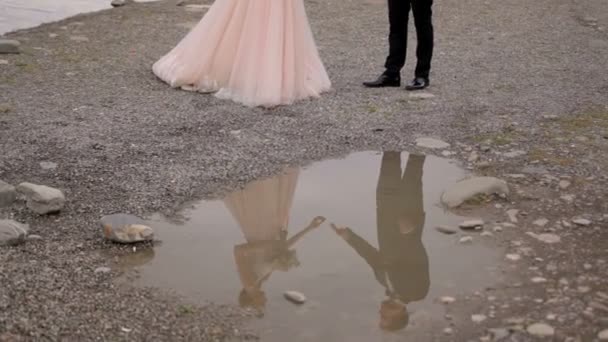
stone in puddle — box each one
[0,39,20,54]
[572,218,591,226]
[436,225,458,234]
[415,137,450,149]
[111,0,132,7]
[0,180,17,207]
[284,291,307,304]
[441,177,509,208]
[526,323,554,337]
[101,214,154,243]
[459,236,474,244]
[459,219,484,230]
[0,220,29,246]
[16,182,65,214]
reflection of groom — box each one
[332,152,429,331]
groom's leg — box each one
[384,0,411,77]
[412,0,434,79]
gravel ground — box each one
[0,0,607,340]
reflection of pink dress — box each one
[152,0,331,107]
[223,168,299,242]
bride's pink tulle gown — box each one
[152,0,331,107]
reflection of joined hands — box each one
[309,216,326,228]
[331,223,352,240]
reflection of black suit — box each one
[344,152,429,303]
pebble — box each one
[559,180,571,189]
[488,328,510,340]
[409,92,435,100]
[472,314,487,323]
[284,291,307,304]
[436,225,458,234]
[27,234,43,241]
[100,214,154,244]
[443,327,453,335]
[40,161,58,170]
[70,35,90,42]
[111,0,129,7]
[0,219,29,246]
[440,296,456,304]
[441,177,509,208]
[459,219,485,229]
[506,209,519,223]
[531,277,547,283]
[533,218,549,227]
[16,182,66,214]
[415,137,450,149]
[49,33,58,38]
[493,226,503,232]
[468,151,480,162]
[0,39,21,54]
[598,329,608,340]
[459,236,474,244]
[0,180,17,207]
[526,232,561,244]
[504,150,527,158]
[94,267,111,274]
[506,254,521,261]
[526,323,555,337]
[0,59,8,65]
[481,231,493,237]
[561,194,575,202]
[572,218,591,226]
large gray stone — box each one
[0,220,29,246]
[0,39,20,54]
[415,137,450,149]
[441,177,509,208]
[101,214,154,244]
[16,182,66,214]
[0,180,17,207]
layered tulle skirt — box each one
[152,0,331,107]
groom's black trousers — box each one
[384,0,434,79]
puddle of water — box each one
[0,0,158,34]
[115,151,502,341]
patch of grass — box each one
[556,109,608,132]
[177,304,196,316]
[15,61,38,73]
[0,104,13,114]
[463,193,492,206]
[368,105,378,113]
[473,126,520,146]
[528,148,574,166]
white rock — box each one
[531,277,547,283]
[16,182,66,214]
[70,35,89,42]
[558,180,571,189]
[546,313,557,320]
[527,232,561,244]
[506,254,521,261]
[459,236,474,244]
[507,209,519,223]
[0,59,8,65]
[561,194,575,202]
[443,327,453,335]
[441,177,509,208]
[49,33,59,38]
[440,296,456,304]
[100,214,154,244]
[27,234,43,241]
[459,219,484,229]
[441,150,455,157]
[94,267,111,274]
[493,226,503,232]
[436,225,458,234]
[471,314,487,323]
[533,218,549,227]
[598,329,608,340]
[40,161,58,170]
[572,218,591,226]
[481,231,493,237]
[468,151,480,162]
[284,290,307,304]
[0,220,29,246]
[526,323,554,337]
[0,180,17,207]
[415,137,450,149]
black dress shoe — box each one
[363,74,401,88]
[405,77,430,91]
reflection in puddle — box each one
[117,151,501,341]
